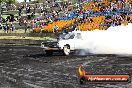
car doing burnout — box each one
[41,31,84,56]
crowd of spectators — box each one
[0,0,132,33]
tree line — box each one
[0,0,16,4]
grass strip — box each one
[0,36,56,40]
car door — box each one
[66,34,76,50]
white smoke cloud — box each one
[77,23,132,55]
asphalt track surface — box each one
[0,44,132,88]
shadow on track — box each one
[26,53,46,58]
[25,53,118,58]
[25,52,66,58]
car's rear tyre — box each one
[63,45,70,56]
[45,50,53,56]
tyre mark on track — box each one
[51,56,92,66]
[23,81,45,88]
[82,57,107,67]
[0,45,132,88]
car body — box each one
[41,31,84,55]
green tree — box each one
[5,0,16,4]
[0,0,5,3]
[0,0,16,16]
[0,0,5,16]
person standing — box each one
[32,19,35,28]
[10,23,15,31]
[24,19,28,33]
[53,25,59,33]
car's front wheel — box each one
[63,45,70,56]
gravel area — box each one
[0,44,131,88]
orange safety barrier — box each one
[77,16,105,31]
[40,18,77,32]
[33,27,41,32]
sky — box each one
[17,0,32,2]
[17,0,24,2]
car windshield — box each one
[59,33,75,40]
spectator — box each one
[0,17,3,23]
[31,12,35,19]
[24,19,28,33]
[10,14,15,22]
[18,6,22,16]
[32,19,35,28]
[53,25,59,33]
[4,23,10,33]
[0,23,3,29]
[10,23,15,31]
[48,17,53,23]
[61,27,67,33]
[26,4,31,13]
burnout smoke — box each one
[76,23,132,55]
